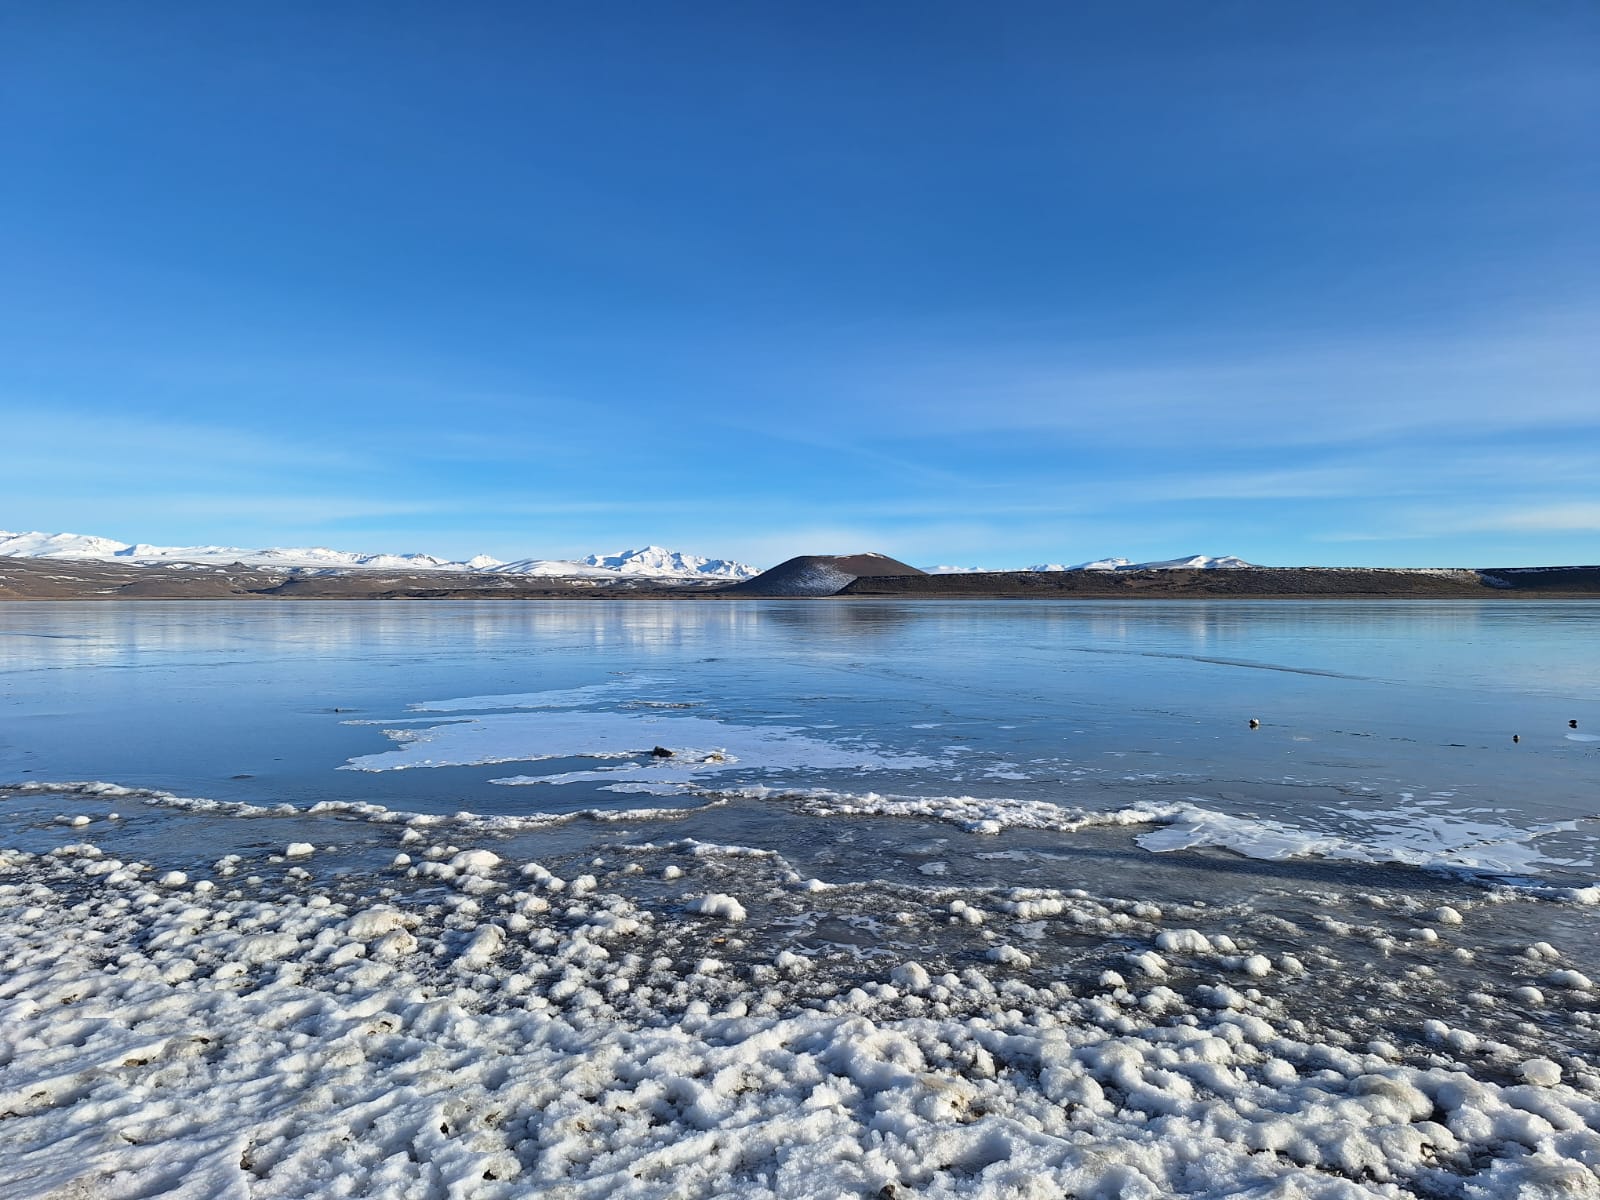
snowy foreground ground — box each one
[2,809,1599,1199]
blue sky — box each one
[3,1,1596,568]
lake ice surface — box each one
[1,600,1597,1198]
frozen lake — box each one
[3,599,1597,880]
[2,600,1597,1198]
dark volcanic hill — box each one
[727,553,926,597]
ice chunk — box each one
[1547,968,1593,990]
[1155,929,1212,954]
[346,908,409,940]
[1126,951,1167,977]
[459,924,505,969]
[688,893,747,921]
[232,933,299,964]
[890,962,931,991]
[447,849,501,875]
[1518,1058,1562,1087]
[986,945,1032,968]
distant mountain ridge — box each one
[3,538,1598,601]
[927,555,1258,573]
[0,531,759,581]
[1028,554,1258,572]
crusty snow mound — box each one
[0,531,758,580]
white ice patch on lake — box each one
[1141,800,1585,876]
[344,690,938,782]
[710,785,1594,881]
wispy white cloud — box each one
[2,406,372,478]
[1322,501,1600,544]
[1471,504,1600,534]
[104,494,446,524]
[828,313,1600,452]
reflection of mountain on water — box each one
[757,601,922,637]
[0,601,766,665]
[4,597,1595,698]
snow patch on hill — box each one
[931,556,1260,573]
[1133,554,1257,571]
[0,531,132,559]
[1031,555,1257,572]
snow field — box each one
[2,833,1598,1199]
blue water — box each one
[2,599,1597,883]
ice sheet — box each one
[344,706,939,779]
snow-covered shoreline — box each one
[2,792,1598,1199]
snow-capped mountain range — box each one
[0,531,1256,581]
[0,531,760,581]
[926,555,1257,574]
